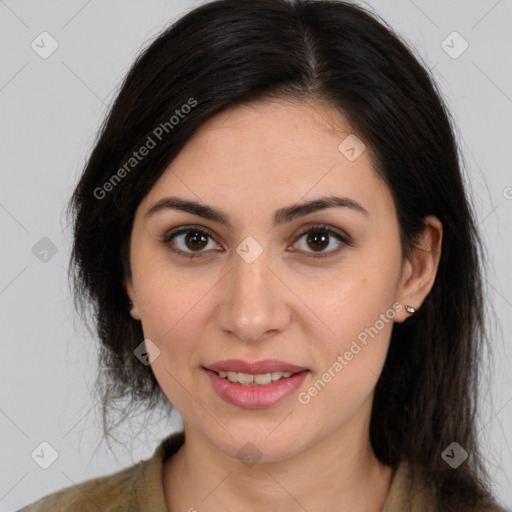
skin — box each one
[124,98,443,512]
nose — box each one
[215,245,291,343]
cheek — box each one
[296,292,395,437]
[130,240,206,339]
[293,246,400,408]
[132,261,221,384]
[307,278,395,390]
[135,276,208,415]
[293,242,400,347]
[137,282,205,350]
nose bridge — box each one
[217,241,289,342]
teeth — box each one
[254,373,272,384]
[218,370,293,385]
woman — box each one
[18,0,507,510]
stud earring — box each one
[405,305,416,314]
[128,300,134,310]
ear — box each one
[394,215,443,323]
[124,276,141,321]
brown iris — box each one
[184,231,209,251]
[306,232,329,252]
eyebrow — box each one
[145,195,369,230]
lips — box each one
[205,359,308,375]
[205,366,309,409]
[204,360,310,409]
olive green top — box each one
[14,430,501,512]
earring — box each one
[405,305,416,314]
[128,300,134,310]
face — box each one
[125,99,427,463]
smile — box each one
[216,370,295,385]
[204,368,309,409]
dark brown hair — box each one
[67,1,505,509]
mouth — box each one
[203,359,310,409]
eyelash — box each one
[160,224,351,260]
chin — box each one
[210,426,306,465]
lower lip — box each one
[204,369,309,409]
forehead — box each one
[140,99,393,221]
[178,98,359,168]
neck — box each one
[163,408,394,511]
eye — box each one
[291,224,350,259]
[160,223,350,259]
[161,225,220,259]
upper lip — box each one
[205,359,308,375]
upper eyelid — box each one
[162,224,217,243]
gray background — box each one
[0,0,511,510]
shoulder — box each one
[16,461,144,512]
[383,461,510,512]
[16,431,185,512]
